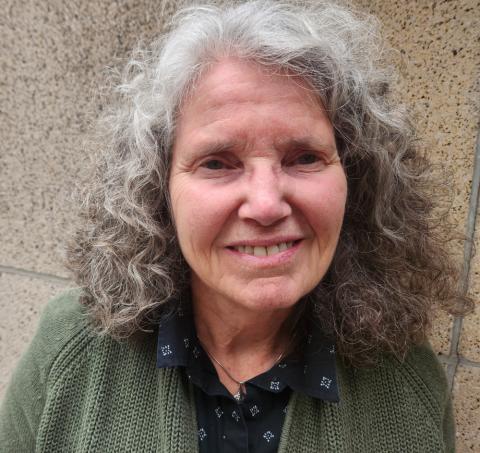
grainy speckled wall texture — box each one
[1,0,479,450]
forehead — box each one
[172,60,336,160]
[178,58,323,122]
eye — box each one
[202,159,226,170]
[286,152,324,168]
[283,150,329,173]
[294,153,320,165]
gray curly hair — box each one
[66,0,470,366]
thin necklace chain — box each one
[197,338,285,401]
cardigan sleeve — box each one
[404,343,456,453]
[0,290,87,452]
[443,388,455,453]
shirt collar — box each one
[156,302,339,403]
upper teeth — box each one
[233,242,294,256]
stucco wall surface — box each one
[1,0,479,450]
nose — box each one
[238,163,292,226]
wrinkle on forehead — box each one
[178,58,322,119]
[172,58,337,163]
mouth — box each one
[227,240,302,257]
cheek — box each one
[301,174,347,237]
[170,180,236,254]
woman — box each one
[0,1,469,452]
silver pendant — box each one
[233,383,246,402]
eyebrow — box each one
[190,136,338,159]
[274,137,338,155]
[194,141,239,157]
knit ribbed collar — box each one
[156,302,339,403]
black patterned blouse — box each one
[156,305,338,453]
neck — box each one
[191,286,295,384]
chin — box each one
[230,284,305,313]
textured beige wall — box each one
[1,0,479,450]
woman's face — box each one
[169,59,347,313]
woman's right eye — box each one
[202,159,226,170]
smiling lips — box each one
[229,240,300,257]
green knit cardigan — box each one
[0,291,454,452]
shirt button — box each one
[222,435,227,440]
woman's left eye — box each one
[290,153,322,166]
